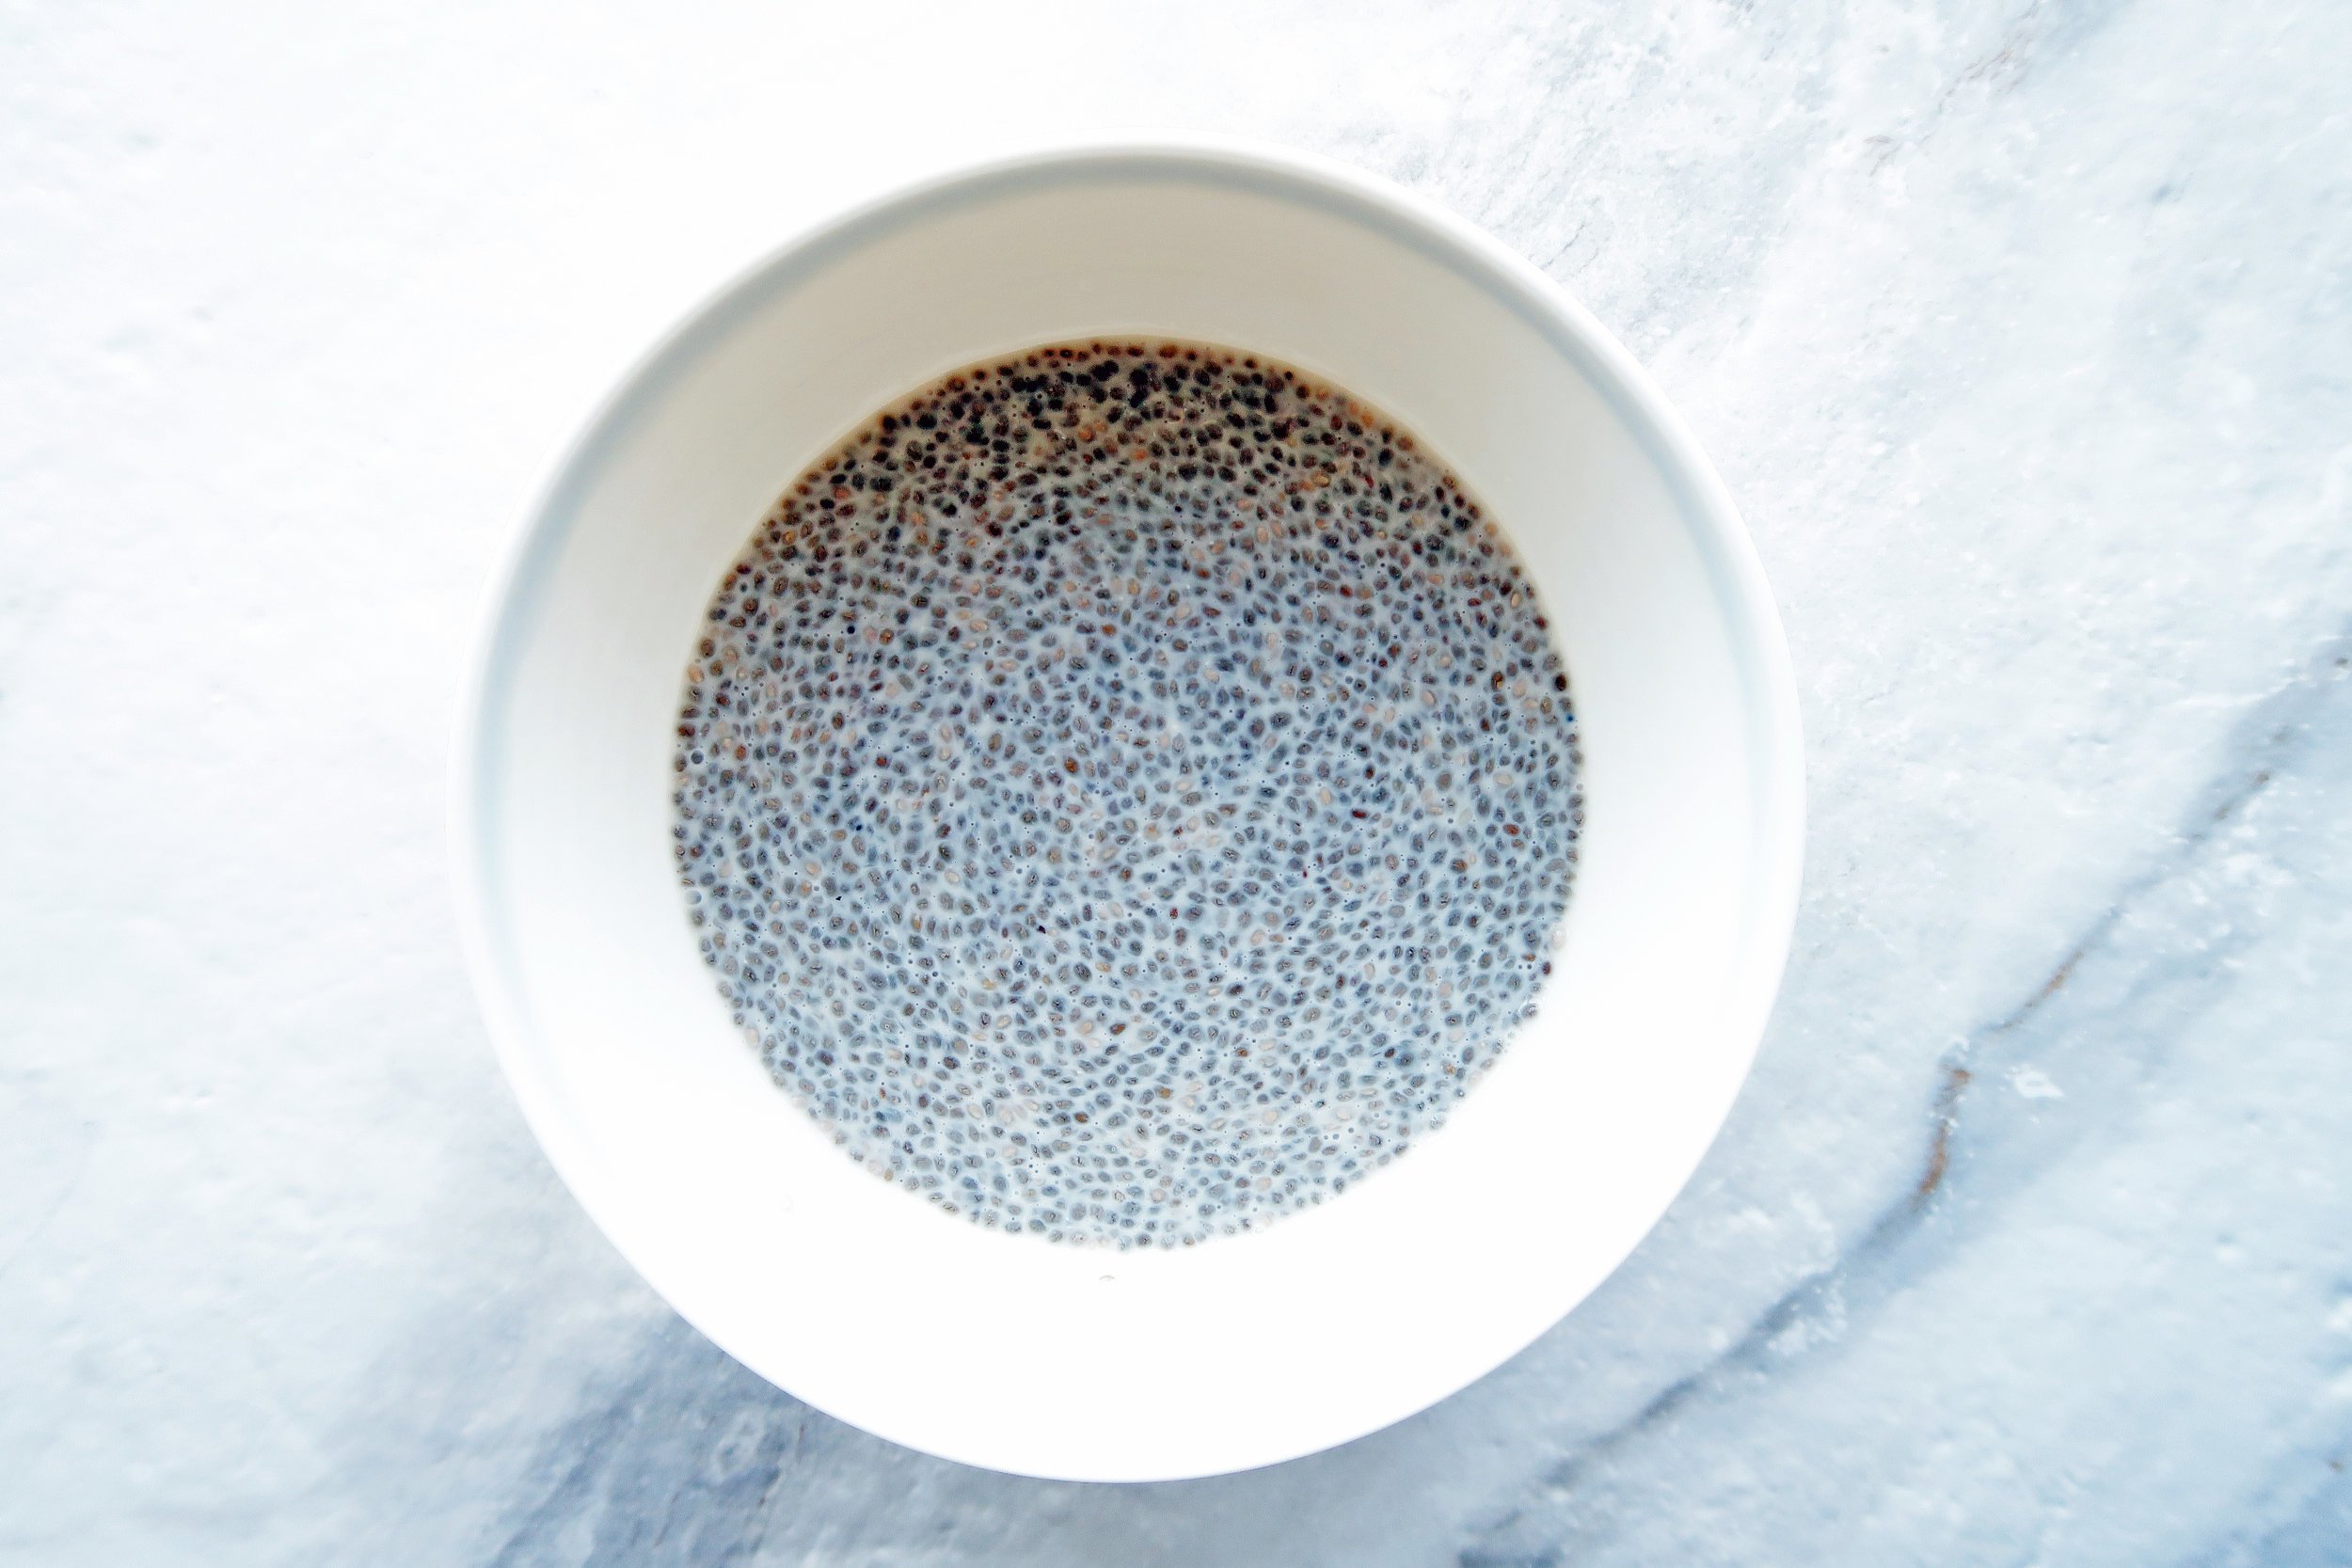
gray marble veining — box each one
[2,0,2346,1562]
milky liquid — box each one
[675,341,1581,1246]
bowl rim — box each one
[450,133,1805,1478]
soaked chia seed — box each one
[675,340,1581,1247]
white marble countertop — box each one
[5,1,2348,1562]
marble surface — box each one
[4,0,2349,1561]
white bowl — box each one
[453,140,1803,1482]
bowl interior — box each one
[461,149,1800,1481]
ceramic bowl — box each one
[453,140,1803,1481]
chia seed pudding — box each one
[674,340,1581,1247]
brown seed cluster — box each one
[675,340,1581,1246]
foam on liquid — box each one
[675,341,1581,1246]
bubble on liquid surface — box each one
[674,340,1582,1247]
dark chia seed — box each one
[674,340,1582,1247]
